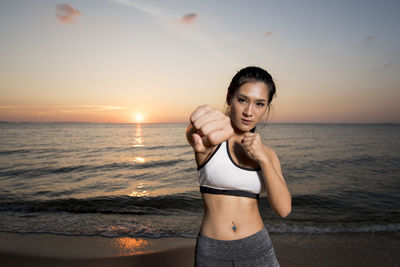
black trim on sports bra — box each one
[197,142,223,171]
[226,139,262,171]
[200,185,260,199]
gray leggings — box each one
[194,226,280,267]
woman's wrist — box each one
[258,150,271,165]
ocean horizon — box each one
[0,121,398,124]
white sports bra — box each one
[197,139,266,199]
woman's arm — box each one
[186,123,200,148]
[241,132,292,218]
[187,105,234,151]
[259,147,292,218]
[186,105,234,167]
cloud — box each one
[55,3,82,23]
[169,13,198,26]
[71,105,125,111]
[0,105,21,109]
[181,13,198,25]
[363,35,376,42]
[371,61,393,72]
[382,62,392,69]
[263,31,272,37]
[0,105,125,111]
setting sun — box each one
[134,113,145,123]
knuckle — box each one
[192,121,201,130]
[211,110,219,117]
[204,104,212,111]
[199,125,210,136]
[189,114,196,124]
[197,104,209,113]
[207,133,218,146]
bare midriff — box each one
[200,192,265,240]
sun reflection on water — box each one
[132,124,144,147]
[129,182,149,197]
[111,237,149,256]
[129,190,149,197]
[133,157,145,163]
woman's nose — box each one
[243,104,253,116]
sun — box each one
[134,113,145,123]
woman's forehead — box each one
[236,82,269,99]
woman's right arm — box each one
[185,123,200,148]
[186,105,234,167]
[186,123,215,168]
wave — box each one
[0,193,203,215]
[0,158,190,178]
[0,144,191,156]
[287,154,400,174]
[268,222,400,234]
[0,222,398,238]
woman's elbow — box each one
[276,198,292,218]
[279,205,291,218]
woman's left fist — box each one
[242,133,268,163]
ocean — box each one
[0,122,399,238]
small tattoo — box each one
[232,221,237,231]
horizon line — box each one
[0,121,398,125]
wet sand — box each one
[0,231,399,266]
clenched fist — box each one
[187,105,234,153]
[242,132,268,163]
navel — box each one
[232,221,237,231]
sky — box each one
[0,0,399,123]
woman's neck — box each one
[230,127,247,142]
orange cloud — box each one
[55,3,81,23]
[181,13,197,25]
[263,31,272,37]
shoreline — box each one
[1,231,399,267]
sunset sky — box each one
[0,0,399,123]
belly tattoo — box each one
[232,221,237,231]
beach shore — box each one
[1,231,399,267]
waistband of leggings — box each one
[198,226,268,243]
[196,226,273,261]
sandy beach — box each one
[1,231,399,267]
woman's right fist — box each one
[187,105,234,153]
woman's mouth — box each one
[241,119,253,125]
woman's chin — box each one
[233,122,252,133]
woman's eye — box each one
[238,98,246,103]
[256,103,265,107]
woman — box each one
[186,66,291,266]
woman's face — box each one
[229,82,269,133]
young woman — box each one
[186,66,291,266]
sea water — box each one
[0,122,399,238]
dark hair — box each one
[225,66,277,131]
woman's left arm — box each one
[242,133,292,218]
[259,147,292,218]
